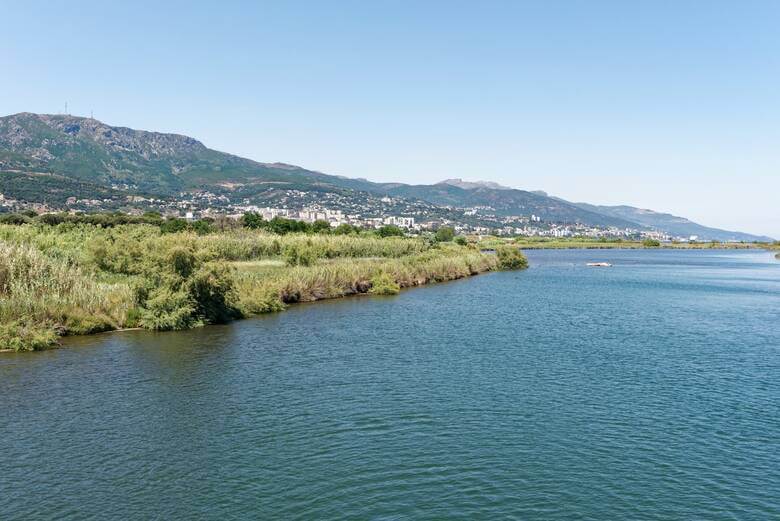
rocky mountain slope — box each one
[0,112,772,240]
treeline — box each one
[0,210,466,242]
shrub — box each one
[190,219,214,235]
[188,263,241,324]
[311,220,331,233]
[377,225,404,237]
[132,245,240,330]
[160,218,189,234]
[496,245,528,270]
[267,216,310,235]
[642,239,661,247]
[0,320,58,351]
[0,214,31,225]
[333,223,360,235]
[454,235,468,246]
[39,213,67,226]
[435,227,455,242]
[242,212,266,229]
[370,272,401,295]
[138,286,196,330]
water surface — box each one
[2,249,779,519]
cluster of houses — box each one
[0,191,694,242]
[221,205,419,231]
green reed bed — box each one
[0,241,133,350]
[0,224,524,351]
[234,246,499,314]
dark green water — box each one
[2,249,779,520]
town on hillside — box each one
[0,188,684,242]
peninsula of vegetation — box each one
[0,212,527,351]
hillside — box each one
[0,112,772,239]
[573,203,773,242]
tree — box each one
[190,219,214,235]
[160,218,188,234]
[38,213,66,226]
[0,213,31,225]
[435,226,455,242]
[333,223,360,235]
[311,220,331,233]
[377,225,404,237]
[268,216,310,235]
[241,212,266,229]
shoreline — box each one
[1,227,517,352]
[3,261,499,353]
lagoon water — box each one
[2,249,779,520]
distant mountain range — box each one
[0,113,773,241]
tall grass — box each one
[0,224,520,351]
[235,247,498,314]
[0,240,132,350]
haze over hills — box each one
[571,203,770,243]
[0,112,773,241]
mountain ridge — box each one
[0,112,772,241]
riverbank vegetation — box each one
[0,220,524,351]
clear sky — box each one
[2,1,778,237]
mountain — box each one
[0,113,637,227]
[0,113,373,196]
[0,112,772,240]
[437,178,511,190]
[369,182,639,227]
[573,203,772,242]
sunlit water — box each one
[2,249,779,520]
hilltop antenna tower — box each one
[64,102,68,115]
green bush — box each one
[435,227,455,242]
[377,225,404,237]
[496,245,528,270]
[188,263,241,324]
[190,219,214,235]
[311,220,331,233]
[138,286,196,330]
[132,246,240,330]
[333,223,360,235]
[0,320,58,351]
[454,235,468,246]
[241,212,266,229]
[370,272,401,295]
[0,214,32,225]
[160,218,189,234]
[642,239,661,247]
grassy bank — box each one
[0,223,525,351]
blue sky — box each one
[2,1,778,237]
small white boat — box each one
[586,262,612,267]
